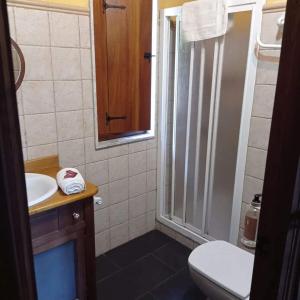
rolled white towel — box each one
[56,168,86,195]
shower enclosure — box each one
[158,0,264,244]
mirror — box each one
[11,38,25,90]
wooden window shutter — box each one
[94,0,153,140]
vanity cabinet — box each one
[30,197,96,300]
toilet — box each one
[188,241,254,300]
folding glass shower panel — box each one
[206,12,252,240]
[163,10,252,242]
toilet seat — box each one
[188,241,254,299]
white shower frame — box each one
[157,0,265,245]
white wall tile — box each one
[86,160,109,186]
[18,115,26,147]
[79,15,91,48]
[16,88,24,116]
[56,110,84,141]
[22,46,52,80]
[147,138,157,149]
[49,12,79,47]
[147,190,156,212]
[129,141,147,153]
[147,211,156,231]
[248,117,272,150]
[84,109,94,137]
[80,49,92,79]
[15,7,50,46]
[85,137,109,163]
[245,147,268,180]
[94,184,110,211]
[94,208,109,233]
[85,137,108,163]
[109,201,129,227]
[109,178,129,205]
[25,113,57,146]
[129,214,147,240]
[261,11,284,45]
[82,80,94,109]
[256,50,280,85]
[129,194,147,218]
[110,222,129,249]
[147,148,157,170]
[108,144,129,158]
[253,85,276,118]
[147,170,157,192]
[52,47,81,80]
[109,155,129,182]
[58,138,85,167]
[7,7,16,40]
[27,143,57,160]
[242,176,264,205]
[22,81,54,114]
[129,151,147,176]
[95,230,110,256]
[129,173,147,198]
[54,81,82,111]
[76,165,86,178]
[22,147,28,161]
[14,7,158,253]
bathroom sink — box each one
[25,173,58,207]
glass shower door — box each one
[160,7,255,242]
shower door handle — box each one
[103,1,126,11]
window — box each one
[93,0,153,141]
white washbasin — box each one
[25,173,58,207]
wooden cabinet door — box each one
[94,0,152,140]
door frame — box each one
[251,0,300,298]
[0,1,37,299]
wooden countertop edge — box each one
[26,156,98,216]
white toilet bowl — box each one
[188,241,254,300]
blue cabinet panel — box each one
[34,241,77,300]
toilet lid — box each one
[188,241,254,299]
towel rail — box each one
[256,36,281,50]
[256,15,284,51]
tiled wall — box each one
[7,4,157,256]
[238,8,284,249]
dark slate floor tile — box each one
[106,230,172,268]
[97,254,174,300]
[105,235,150,268]
[141,230,172,252]
[95,255,121,282]
[153,241,191,272]
[151,268,207,300]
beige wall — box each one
[238,8,284,251]
[7,3,157,256]
[8,0,88,10]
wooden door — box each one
[0,1,37,299]
[250,0,300,298]
[94,0,152,140]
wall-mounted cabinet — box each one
[93,0,153,140]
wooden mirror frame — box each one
[11,38,25,90]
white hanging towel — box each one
[181,0,228,42]
[56,168,86,195]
